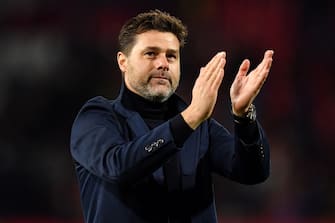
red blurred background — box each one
[0,0,334,222]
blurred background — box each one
[0,0,334,222]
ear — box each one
[117,51,128,73]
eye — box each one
[167,54,177,61]
[145,51,156,57]
[167,54,176,58]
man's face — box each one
[117,30,181,102]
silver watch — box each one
[245,104,257,122]
[233,104,257,124]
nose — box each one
[154,54,169,71]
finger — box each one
[258,50,274,79]
[208,56,226,83]
[255,50,274,73]
[265,49,274,58]
[212,67,225,90]
[203,52,225,79]
[264,50,274,72]
[254,52,274,89]
[203,52,222,71]
[208,52,225,72]
[260,57,273,84]
[236,59,250,79]
[262,50,274,72]
[211,58,226,89]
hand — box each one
[230,50,274,116]
[182,52,226,129]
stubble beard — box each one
[125,67,179,103]
[136,79,177,103]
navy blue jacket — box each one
[70,88,270,223]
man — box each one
[70,9,273,223]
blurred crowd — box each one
[0,0,334,222]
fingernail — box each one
[218,51,226,57]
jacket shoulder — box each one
[77,96,118,114]
[72,96,122,127]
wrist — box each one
[181,107,204,130]
[232,104,257,124]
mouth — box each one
[151,76,168,80]
[150,77,170,86]
[150,74,171,84]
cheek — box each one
[127,61,147,79]
[171,66,181,83]
[132,60,152,76]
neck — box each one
[121,85,170,120]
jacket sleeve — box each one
[209,118,270,185]
[70,99,180,186]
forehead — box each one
[133,30,180,52]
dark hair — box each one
[118,9,188,55]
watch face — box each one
[246,104,256,121]
[233,104,257,124]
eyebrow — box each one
[143,46,179,54]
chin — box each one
[146,90,172,103]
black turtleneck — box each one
[121,85,194,147]
[121,85,194,215]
